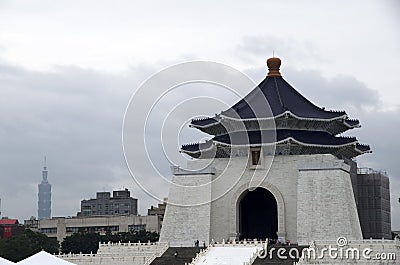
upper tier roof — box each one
[191,57,360,135]
[222,76,345,119]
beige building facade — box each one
[29,215,159,243]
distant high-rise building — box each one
[79,188,138,217]
[38,157,51,220]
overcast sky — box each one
[0,0,399,230]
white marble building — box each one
[160,57,372,246]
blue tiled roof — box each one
[222,76,346,119]
[191,76,349,130]
[181,129,371,153]
[214,130,357,146]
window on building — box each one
[66,227,79,233]
[128,224,146,232]
[250,147,261,166]
[82,205,92,216]
[39,227,57,234]
[75,225,119,233]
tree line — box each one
[0,229,58,262]
[0,229,159,262]
[61,230,159,254]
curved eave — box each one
[181,136,371,158]
[213,137,359,149]
[344,119,361,128]
[190,117,220,128]
[191,110,350,128]
[181,140,214,154]
[190,111,361,129]
[355,143,372,153]
[219,110,348,122]
[191,112,361,136]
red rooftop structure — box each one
[0,218,23,239]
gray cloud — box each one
[0,55,399,231]
[284,69,381,111]
[236,35,326,65]
[245,65,381,115]
[0,61,161,219]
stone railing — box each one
[243,250,259,265]
[213,238,268,247]
[185,239,264,265]
[185,246,211,265]
[309,238,400,246]
[99,240,161,248]
[58,252,152,259]
[143,241,169,265]
[57,241,166,259]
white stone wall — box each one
[160,154,363,246]
[297,158,362,245]
[159,174,212,246]
[207,155,299,243]
[59,242,168,265]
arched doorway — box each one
[239,187,278,240]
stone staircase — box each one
[149,243,307,265]
[150,247,203,265]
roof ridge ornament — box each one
[267,56,282,77]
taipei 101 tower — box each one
[38,157,51,220]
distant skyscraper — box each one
[38,157,51,220]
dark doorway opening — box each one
[239,187,278,240]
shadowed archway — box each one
[239,187,278,240]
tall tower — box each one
[38,157,51,220]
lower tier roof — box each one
[191,115,360,136]
[181,129,371,159]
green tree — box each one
[61,232,101,254]
[0,229,59,262]
[132,230,159,242]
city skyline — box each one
[0,0,399,229]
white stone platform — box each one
[187,241,262,265]
[58,241,168,265]
[190,246,259,265]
